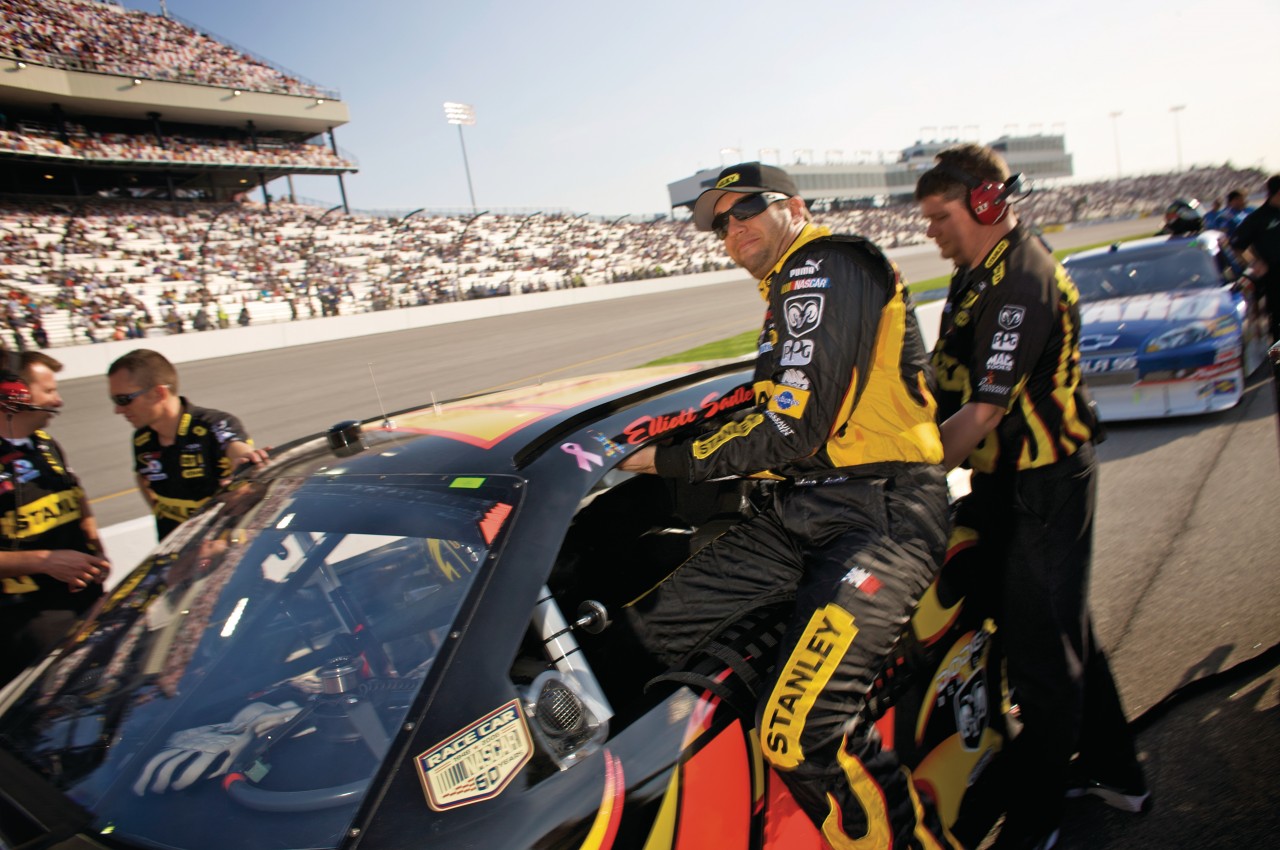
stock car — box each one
[0,362,1003,850]
[1063,230,1271,422]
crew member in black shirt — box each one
[916,144,1146,850]
[1230,174,1280,343]
[0,351,110,686]
[107,349,268,540]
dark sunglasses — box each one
[712,192,790,238]
[111,387,152,406]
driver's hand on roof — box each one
[132,701,301,794]
[618,445,657,474]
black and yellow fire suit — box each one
[0,431,102,685]
[631,223,956,849]
[131,399,251,539]
[931,225,1141,847]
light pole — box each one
[443,102,478,214]
[1108,111,1123,178]
[1169,105,1186,172]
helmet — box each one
[1163,197,1204,235]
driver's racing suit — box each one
[627,223,955,849]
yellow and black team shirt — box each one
[1,431,99,606]
[931,224,1096,474]
[132,398,251,538]
[654,223,944,483]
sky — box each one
[121,0,1280,218]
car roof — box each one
[1063,230,1223,264]
[258,359,753,481]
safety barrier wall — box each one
[54,269,748,381]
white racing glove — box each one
[133,701,301,795]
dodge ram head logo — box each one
[784,295,824,338]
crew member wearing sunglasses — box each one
[620,163,953,847]
[107,349,269,540]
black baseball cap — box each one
[693,162,799,231]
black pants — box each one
[954,443,1140,845]
[625,464,955,849]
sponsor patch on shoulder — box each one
[997,305,1025,330]
[783,294,824,338]
[415,699,533,811]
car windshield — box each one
[1065,245,1223,302]
[0,473,521,850]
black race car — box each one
[0,362,1003,850]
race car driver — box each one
[108,349,268,540]
[916,143,1146,850]
[620,163,955,849]
[0,351,110,687]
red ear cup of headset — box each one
[967,180,1010,226]
[0,352,32,414]
[934,162,1019,225]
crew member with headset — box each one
[916,144,1146,850]
[0,351,110,688]
[107,349,268,540]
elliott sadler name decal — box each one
[621,386,754,445]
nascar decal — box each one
[781,277,829,293]
[780,339,815,366]
[762,603,858,769]
[783,294,824,338]
[621,386,754,445]
[416,699,533,811]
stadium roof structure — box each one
[668,134,1073,210]
[0,8,355,205]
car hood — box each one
[1079,289,1232,350]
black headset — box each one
[933,162,1024,226]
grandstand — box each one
[667,133,1074,210]
[0,0,355,202]
[0,2,1267,354]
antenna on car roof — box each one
[368,363,392,429]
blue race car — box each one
[1063,231,1271,422]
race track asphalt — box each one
[42,216,1280,847]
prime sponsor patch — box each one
[783,294,824,338]
[416,699,533,811]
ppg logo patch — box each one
[998,305,1025,330]
[783,294,824,338]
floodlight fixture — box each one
[443,102,478,212]
[443,102,476,126]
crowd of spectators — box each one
[0,122,354,171]
[0,0,329,98]
[0,163,1265,350]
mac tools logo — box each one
[783,294,824,337]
